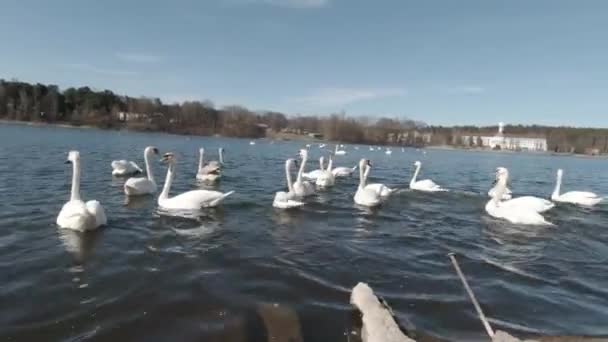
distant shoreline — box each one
[1,119,606,159]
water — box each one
[1,123,608,341]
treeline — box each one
[1,79,607,153]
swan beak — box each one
[153,148,159,154]
[64,160,71,164]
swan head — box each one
[299,149,308,159]
[160,152,176,165]
[494,167,509,183]
[557,169,563,178]
[145,146,159,156]
[286,158,297,169]
[65,150,80,164]
[414,161,421,167]
[199,147,205,154]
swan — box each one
[485,168,552,225]
[385,149,392,155]
[489,168,553,212]
[302,156,325,181]
[551,169,603,206]
[293,149,315,197]
[351,282,414,342]
[409,161,447,192]
[57,151,107,231]
[158,153,234,210]
[249,141,256,145]
[111,158,142,177]
[316,154,335,188]
[335,145,346,156]
[124,146,159,196]
[196,147,224,182]
[273,159,305,209]
[332,164,357,177]
[364,162,395,197]
[354,159,385,207]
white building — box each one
[462,122,547,152]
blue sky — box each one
[1,0,607,127]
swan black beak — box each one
[64,160,71,164]
[153,148,159,154]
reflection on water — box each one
[1,123,608,341]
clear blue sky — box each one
[1,0,607,127]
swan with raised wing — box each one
[159,153,234,210]
[302,156,325,181]
[124,146,159,196]
[57,151,107,231]
[111,157,142,177]
[354,159,384,207]
[273,159,305,209]
[316,154,335,188]
[196,147,224,182]
[409,161,447,192]
[485,168,552,225]
[551,169,603,206]
[293,149,315,197]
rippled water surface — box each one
[1,123,608,341]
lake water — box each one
[1,123,608,341]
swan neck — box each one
[327,156,333,171]
[319,157,325,171]
[70,159,81,201]
[363,165,371,187]
[219,148,224,165]
[160,162,174,200]
[410,164,421,186]
[144,151,154,182]
[358,161,365,189]
[552,173,562,198]
[198,149,204,171]
[492,177,508,204]
[296,154,306,182]
[285,160,294,192]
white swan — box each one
[351,282,414,342]
[316,154,335,188]
[332,164,357,177]
[249,141,256,145]
[335,145,346,156]
[111,158,142,177]
[385,149,392,155]
[273,159,305,209]
[158,153,234,210]
[196,147,224,182]
[485,168,552,225]
[409,161,447,192]
[302,156,325,181]
[293,149,316,197]
[57,151,107,231]
[354,159,384,207]
[124,146,159,196]
[490,168,553,212]
[551,169,603,206]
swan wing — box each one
[560,191,600,201]
[412,179,445,191]
[128,161,143,173]
[486,200,552,226]
[164,190,234,209]
[111,160,129,170]
[57,200,96,231]
[303,169,323,180]
[124,177,157,195]
[355,188,382,207]
[501,196,554,213]
[273,192,305,209]
[86,200,107,227]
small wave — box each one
[482,257,558,285]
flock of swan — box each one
[56,144,603,232]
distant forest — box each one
[1,79,607,154]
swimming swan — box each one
[335,145,346,156]
[196,147,224,182]
[551,169,603,206]
[302,156,325,181]
[491,167,553,213]
[316,154,335,188]
[159,153,234,210]
[332,164,357,177]
[293,149,316,197]
[409,161,447,192]
[354,159,385,207]
[273,159,305,209]
[57,151,107,231]
[111,157,143,177]
[124,146,159,196]
[485,168,552,225]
